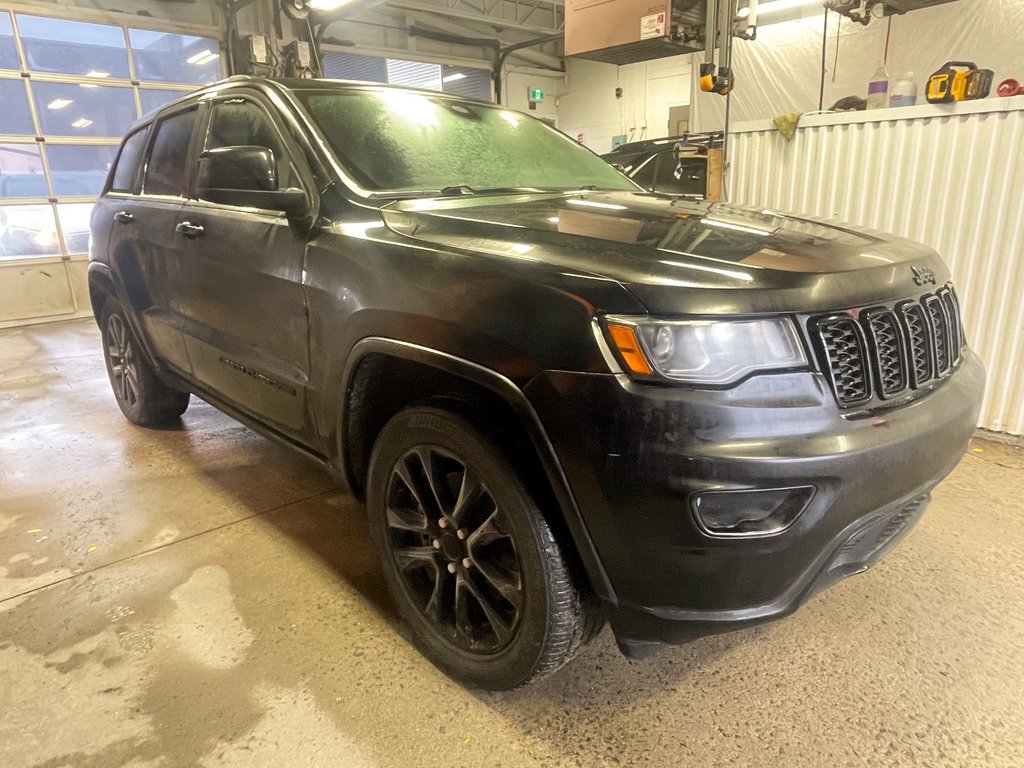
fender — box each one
[339,337,617,605]
[87,261,164,374]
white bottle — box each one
[867,63,889,109]
[889,72,918,107]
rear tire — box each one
[100,297,189,427]
[367,406,595,690]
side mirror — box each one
[196,146,308,218]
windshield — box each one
[296,88,636,195]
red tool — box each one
[997,78,1024,97]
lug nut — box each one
[431,539,441,550]
[456,529,467,540]
[447,563,457,574]
[462,557,472,569]
[438,518,449,529]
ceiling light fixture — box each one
[47,98,73,110]
[442,72,467,83]
[71,118,94,129]
[308,0,356,10]
[186,49,219,66]
[755,0,822,17]
[85,69,110,78]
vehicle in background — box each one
[602,132,723,199]
[0,170,106,257]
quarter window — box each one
[143,109,196,197]
[110,128,149,193]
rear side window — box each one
[109,127,149,193]
[143,108,197,196]
[204,98,296,189]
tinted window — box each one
[631,156,657,189]
[110,128,149,193]
[143,109,196,196]
[204,99,295,191]
[653,153,707,197]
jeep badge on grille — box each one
[911,265,937,285]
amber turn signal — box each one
[607,324,653,376]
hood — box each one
[381,191,949,315]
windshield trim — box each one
[289,85,639,202]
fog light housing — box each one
[693,486,815,537]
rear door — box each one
[123,105,202,373]
[172,92,313,437]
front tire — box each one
[367,406,594,690]
[100,297,189,427]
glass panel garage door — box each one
[0,9,222,266]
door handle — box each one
[175,221,205,239]
[113,211,133,224]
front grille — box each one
[819,318,869,406]
[814,284,965,407]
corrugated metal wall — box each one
[729,104,1024,436]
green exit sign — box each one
[528,86,544,102]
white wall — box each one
[693,0,1024,130]
[503,70,562,124]
[555,55,693,154]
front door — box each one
[173,93,313,438]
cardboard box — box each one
[564,0,673,57]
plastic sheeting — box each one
[692,0,1024,132]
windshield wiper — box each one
[439,185,551,196]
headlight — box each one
[605,316,808,384]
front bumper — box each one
[524,352,985,651]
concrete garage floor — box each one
[1,319,1023,768]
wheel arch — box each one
[339,338,616,604]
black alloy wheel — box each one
[367,407,597,690]
[385,445,523,652]
[100,297,190,426]
[105,313,139,409]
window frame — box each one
[189,90,312,214]
[139,102,203,200]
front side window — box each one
[143,109,196,196]
[110,128,149,193]
[297,88,637,195]
[654,153,707,197]
[204,98,295,193]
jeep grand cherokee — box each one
[88,77,985,690]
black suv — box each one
[89,77,985,690]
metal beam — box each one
[404,12,563,68]
[386,0,561,35]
